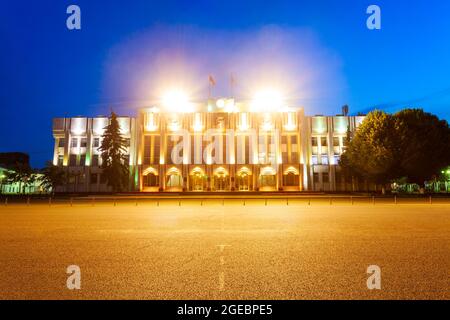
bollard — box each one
[429,195,432,205]
[135,199,138,206]
[351,196,353,205]
[265,198,267,206]
[27,197,30,206]
[286,198,289,206]
[179,199,181,206]
[243,199,246,206]
[70,197,73,207]
[157,200,159,207]
[308,198,310,206]
[394,195,397,204]
[49,197,52,206]
[222,199,224,206]
[92,197,95,207]
[5,197,7,206]
[200,200,203,206]
[372,196,375,205]
[114,198,117,206]
[329,197,332,205]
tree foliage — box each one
[4,161,35,194]
[39,161,68,194]
[340,109,450,186]
[99,112,129,192]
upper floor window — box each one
[58,138,65,148]
[80,138,87,148]
[93,138,100,148]
[70,138,78,148]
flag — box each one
[209,75,216,86]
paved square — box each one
[0,199,449,299]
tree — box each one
[341,108,450,191]
[5,162,35,194]
[340,110,402,189]
[394,109,450,186]
[99,112,129,192]
[39,161,68,194]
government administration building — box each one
[52,98,365,193]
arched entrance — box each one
[189,167,206,191]
[213,167,229,191]
[142,167,159,190]
[165,167,183,191]
[236,167,252,191]
[259,166,277,191]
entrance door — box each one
[237,173,250,191]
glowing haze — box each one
[102,25,347,113]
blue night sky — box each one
[1,0,450,167]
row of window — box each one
[58,137,130,149]
[311,155,341,165]
[57,154,129,167]
[311,136,347,147]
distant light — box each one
[216,99,225,109]
[162,90,192,112]
[250,89,284,112]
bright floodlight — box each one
[250,89,284,112]
[162,89,190,112]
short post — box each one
[179,199,181,206]
[27,197,30,206]
[308,198,310,206]
[200,200,203,206]
[429,195,432,205]
[114,198,116,206]
[49,197,52,206]
[351,196,353,205]
[92,197,95,207]
[222,199,224,206]
[135,199,138,206]
[5,197,7,206]
[372,196,375,205]
[265,198,267,206]
[157,199,159,207]
[394,195,397,204]
[329,197,332,205]
[70,197,73,207]
[243,199,246,206]
[286,198,289,206]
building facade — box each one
[52,99,365,193]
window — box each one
[92,155,99,167]
[323,172,329,183]
[283,173,299,186]
[321,155,329,165]
[71,138,78,148]
[312,155,318,165]
[93,138,100,148]
[80,155,86,166]
[80,138,87,148]
[69,154,77,166]
[57,155,64,166]
[58,138,65,148]
[313,172,319,183]
[311,137,318,146]
[333,137,340,146]
[321,137,327,147]
[333,155,341,165]
[90,173,98,184]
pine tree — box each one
[99,112,129,192]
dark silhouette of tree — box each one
[39,161,68,194]
[395,109,450,186]
[341,108,450,190]
[5,161,35,194]
[99,112,129,192]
